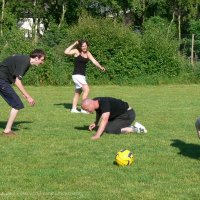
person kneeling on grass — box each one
[81,97,147,140]
[0,49,46,136]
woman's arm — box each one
[87,51,106,71]
[64,41,79,56]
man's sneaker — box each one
[71,108,80,113]
[195,118,200,139]
[81,109,89,114]
[133,122,147,133]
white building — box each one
[18,18,45,38]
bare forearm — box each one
[14,78,30,99]
[91,112,110,140]
[64,41,78,55]
[95,119,108,137]
[93,60,104,70]
[87,52,105,71]
[15,78,35,106]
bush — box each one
[23,47,71,86]
[0,28,33,61]
[58,16,144,85]
[0,15,195,85]
[57,16,191,85]
[141,17,182,78]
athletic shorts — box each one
[72,75,88,89]
[0,79,24,110]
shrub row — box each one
[0,16,197,85]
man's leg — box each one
[0,80,24,135]
[121,122,147,133]
[105,109,135,134]
[105,120,125,133]
[4,108,19,133]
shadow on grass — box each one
[54,103,72,109]
[170,139,200,160]
[74,125,89,131]
[0,121,32,131]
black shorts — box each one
[0,79,24,110]
[105,109,136,134]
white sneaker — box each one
[81,109,89,114]
[71,108,80,113]
[134,122,147,133]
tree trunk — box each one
[34,18,39,44]
[141,0,146,24]
[178,14,181,50]
[33,0,38,44]
[58,3,67,29]
[1,0,5,37]
[191,34,195,66]
[167,11,175,38]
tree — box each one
[167,0,200,49]
[0,0,5,36]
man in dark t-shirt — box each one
[81,97,147,140]
[0,49,46,136]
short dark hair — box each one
[77,40,89,52]
[30,49,46,59]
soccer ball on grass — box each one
[115,149,134,166]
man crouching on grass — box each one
[0,49,46,136]
[81,97,147,140]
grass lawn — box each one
[0,85,200,200]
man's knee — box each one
[105,126,121,134]
[13,101,24,110]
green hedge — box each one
[0,16,195,85]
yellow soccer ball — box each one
[115,149,134,166]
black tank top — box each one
[73,55,89,76]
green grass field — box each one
[0,85,200,200]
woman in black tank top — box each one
[64,40,106,113]
[73,54,89,76]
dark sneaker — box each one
[2,131,16,137]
